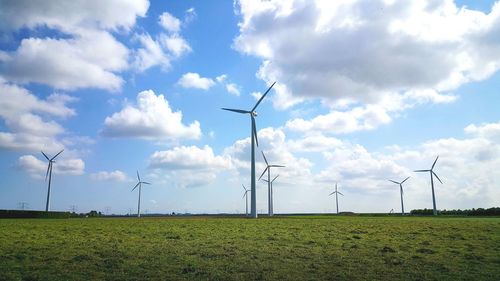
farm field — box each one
[1,216,499,281]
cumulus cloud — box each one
[132,10,191,72]
[159,12,181,33]
[101,89,201,140]
[225,83,241,96]
[0,80,77,152]
[177,72,216,90]
[18,154,85,178]
[234,0,500,108]
[0,0,148,91]
[90,170,129,182]
[149,145,231,188]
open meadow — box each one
[1,216,499,281]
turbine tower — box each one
[258,151,285,216]
[388,176,410,215]
[132,171,151,218]
[415,156,443,215]
[242,184,250,216]
[222,82,276,218]
[262,174,279,216]
[329,183,343,214]
[41,149,64,212]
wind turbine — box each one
[41,149,63,212]
[329,183,343,215]
[258,151,285,216]
[242,184,250,216]
[222,81,276,218]
[262,174,279,216]
[131,171,151,218]
[414,156,443,216]
[388,176,410,215]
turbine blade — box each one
[142,181,151,185]
[388,180,400,184]
[242,184,247,191]
[51,149,64,161]
[252,116,259,147]
[272,174,279,182]
[221,108,250,114]
[261,151,268,165]
[137,171,140,182]
[242,192,247,199]
[338,192,344,196]
[329,192,334,196]
[45,163,51,181]
[431,156,439,170]
[251,81,276,112]
[401,176,410,184]
[414,170,430,172]
[262,179,269,183]
[41,151,50,161]
[270,165,285,168]
[432,171,443,184]
[258,166,268,181]
[131,182,140,191]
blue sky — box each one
[1,0,499,214]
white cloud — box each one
[286,105,392,135]
[159,12,181,33]
[18,154,85,178]
[101,89,201,140]
[0,31,128,91]
[0,81,77,152]
[216,74,227,83]
[234,0,500,110]
[149,145,231,188]
[0,0,149,33]
[90,170,129,182]
[177,72,216,90]
[150,145,231,170]
[160,34,191,57]
[0,1,148,91]
[133,33,172,72]
[226,83,241,96]
[464,121,500,142]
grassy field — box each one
[1,216,499,281]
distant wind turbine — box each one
[131,171,151,218]
[41,149,64,212]
[414,156,443,215]
[262,174,279,216]
[222,81,276,218]
[329,183,343,214]
[259,151,285,216]
[388,176,410,215]
[242,184,250,216]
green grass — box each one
[1,216,499,281]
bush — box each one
[0,210,71,219]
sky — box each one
[0,0,499,215]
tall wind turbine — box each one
[262,174,279,216]
[41,149,63,212]
[329,183,344,214]
[258,151,285,216]
[222,81,276,218]
[388,176,410,215]
[414,156,443,215]
[242,184,250,216]
[131,171,151,218]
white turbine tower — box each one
[258,151,285,216]
[262,174,279,216]
[131,171,151,218]
[222,82,276,218]
[242,184,250,216]
[388,176,410,215]
[329,183,343,215]
[41,149,63,212]
[415,156,443,216]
